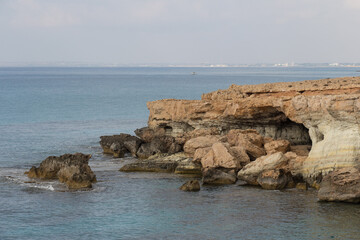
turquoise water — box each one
[1,67,360,239]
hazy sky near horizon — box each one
[1,0,360,64]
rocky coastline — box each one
[100,76,360,202]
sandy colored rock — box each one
[318,167,360,203]
[227,129,264,147]
[193,147,211,163]
[183,135,220,156]
[210,142,239,169]
[290,145,311,156]
[26,153,96,189]
[264,139,291,155]
[227,129,266,160]
[179,180,201,192]
[237,152,289,185]
[228,146,250,166]
[288,155,307,177]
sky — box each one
[0,0,360,65]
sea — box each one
[1,67,360,240]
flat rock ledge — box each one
[119,152,202,176]
[25,153,97,190]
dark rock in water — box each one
[179,180,200,192]
[136,136,181,159]
[202,168,237,185]
[26,153,96,189]
[136,143,156,159]
[257,169,291,190]
[100,134,142,158]
[318,167,360,203]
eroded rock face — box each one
[26,153,96,189]
[100,134,142,157]
[147,77,360,180]
[318,167,360,203]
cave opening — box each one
[227,110,312,145]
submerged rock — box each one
[202,168,237,185]
[179,180,201,192]
[318,167,360,203]
[26,153,96,189]
[257,169,291,190]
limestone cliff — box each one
[147,77,360,180]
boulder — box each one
[200,142,240,169]
[257,169,291,190]
[287,153,307,177]
[227,129,266,160]
[264,139,291,155]
[227,129,264,148]
[290,145,311,156]
[318,167,360,203]
[179,180,201,192]
[202,168,237,185]
[26,153,96,189]
[100,134,142,158]
[228,146,250,167]
[237,152,289,185]
[183,135,220,156]
[193,147,211,163]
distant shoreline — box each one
[1,64,360,68]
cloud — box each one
[344,0,360,9]
[4,0,80,27]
